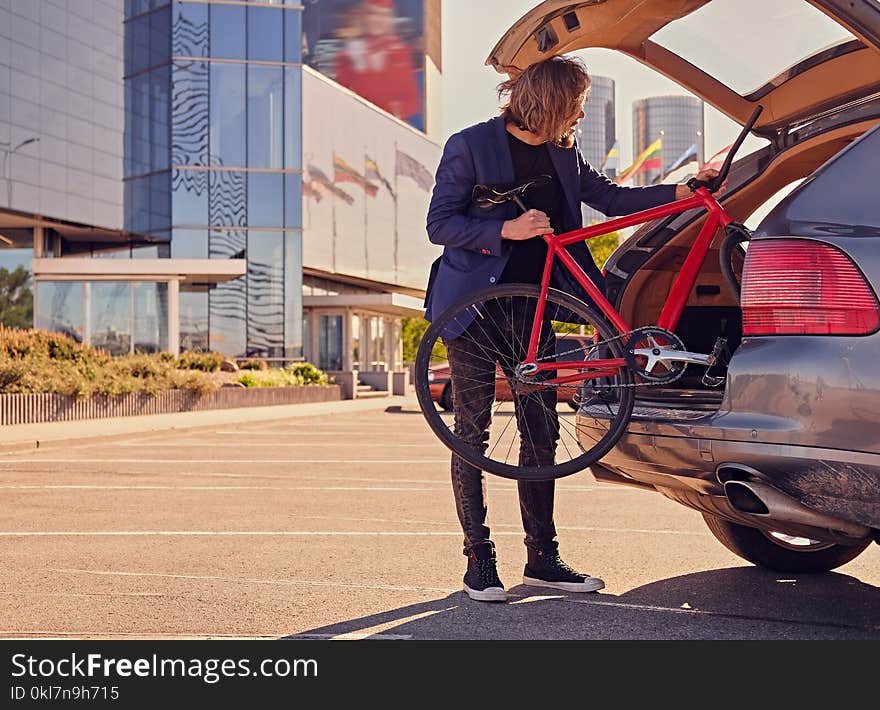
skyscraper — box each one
[632,96,704,186]
[575,75,615,225]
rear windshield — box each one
[650,0,855,96]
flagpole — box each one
[393,141,399,280]
[363,154,369,275]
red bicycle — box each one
[415,107,762,481]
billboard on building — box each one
[302,68,441,291]
[302,0,426,132]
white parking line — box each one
[0,530,522,537]
[0,485,449,492]
[109,442,443,448]
[0,458,451,464]
[48,567,460,595]
[0,526,703,536]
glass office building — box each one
[125,0,304,357]
[575,75,615,225]
[1,0,442,381]
[632,95,704,187]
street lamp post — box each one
[0,137,40,209]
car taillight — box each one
[741,239,880,336]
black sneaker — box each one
[523,545,604,593]
[463,542,508,602]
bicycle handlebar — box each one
[687,104,764,193]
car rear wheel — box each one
[440,383,454,411]
[702,513,872,573]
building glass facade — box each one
[124,0,304,358]
[2,0,441,389]
[632,95,704,187]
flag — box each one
[306,164,355,205]
[701,143,732,172]
[600,141,619,177]
[652,143,699,184]
[333,153,378,196]
[616,137,662,183]
[365,155,395,197]
[395,149,434,191]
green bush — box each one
[0,326,217,397]
[284,362,328,385]
[237,362,328,388]
[176,350,225,372]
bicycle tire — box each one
[414,284,635,481]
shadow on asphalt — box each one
[285,567,880,640]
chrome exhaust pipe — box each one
[724,480,870,539]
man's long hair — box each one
[498,56,591,149]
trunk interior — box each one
[609,116,878,415]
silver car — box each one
[489,0,880,571]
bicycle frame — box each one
[524,187,733,384]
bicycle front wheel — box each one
[414,284,635,481]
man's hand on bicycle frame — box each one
[501,208,553,240]
[675,167,727,200]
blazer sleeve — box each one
[425,133,505,255]
[578,149,677,217]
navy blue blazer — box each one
[423,116,677,327]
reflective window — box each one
[284,66,302,170]
[248,7,283,62]
[180,290,209,353]
[172,61,209,167]
[210,277,246,357]
[172,1,208,58]
[134,282,169,353]
[248,172,284,227]
[0,236,33,330]
[650,0,854,95]
[318,314,342,371]
[284,173,302,229]
[247,232,284,357]
[172,169,209,226]
[90,282,132,356]
[284,9,303,63]
[209,62,246,168]
[210,229,247,259]
[171,229,209,258]
[209,3,246,60]
[131,244,171,258]
[209,171,248,228]
[248,65,284,169]
[284,231,303,358]
[36,282,85,343]
[151,65,171,172]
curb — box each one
[0,394,420,454]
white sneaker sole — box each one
[522,576,605,593]
[463,584,509,602]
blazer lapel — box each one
[546,142,580,229]
[492,116,515,183]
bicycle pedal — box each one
[701,373,725,388]
[706,337,729,367]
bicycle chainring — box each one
[624,327,688,384]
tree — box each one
[586,229,621,269]
[402,316,446,364]
[0,266,33,330]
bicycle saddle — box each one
[472,174,552,210]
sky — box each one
[439,0,849,168]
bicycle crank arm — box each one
[630,347,712,372]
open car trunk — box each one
[604,110,880,413]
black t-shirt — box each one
[499,132,570,285]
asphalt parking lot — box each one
[1,400,878,640]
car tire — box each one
[701,513,872,573]
[440,384,454,412]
